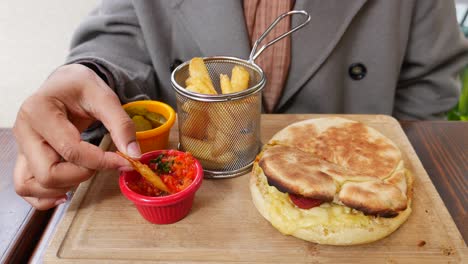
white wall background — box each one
[0,1,467,127]
[0,1,98,127]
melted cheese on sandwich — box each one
[254,165,382,235]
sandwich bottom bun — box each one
[249,162,413,245]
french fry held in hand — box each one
[116,151,171,193]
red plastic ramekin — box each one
[119,150,203,224]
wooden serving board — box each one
[44,115,466,263]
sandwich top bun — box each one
[250,117,413,245]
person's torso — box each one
[132,0,415,115]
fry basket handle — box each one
[248,10,311,63]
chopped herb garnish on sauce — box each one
[150,154,172,173]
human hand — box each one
[13,64,140,210]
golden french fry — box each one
[209,103,248,132]
[185,76,214,89]
[204,122,232,157]
[188,58,211,79]
[185,77,195,86]
[208,103,238,135]
[207,121,256,155]
[181,136,236,166]
[220,74,234,94]
[186,78,217,95]
[186,84,213,95]
[181,110,207,140]
[180,100,209,139]
[230,66,250,92]
[187,58,217,94]
[210,129,232,156]
[180,136,212,161]
[205,121,218,140]
[116,151,170,193]
[181,100,208,113]
[210,151,236,166]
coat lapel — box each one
[276,0,367,111]
[174,0,251,58]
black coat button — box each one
[170,59,183,72]
[348,63,367,80]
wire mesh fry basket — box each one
[171,11,310,178]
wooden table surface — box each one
[400,121,467,241]
[1,118,466,262]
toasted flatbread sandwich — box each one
[250,117,413,245]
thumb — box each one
[82,83,141,158]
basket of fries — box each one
[171,11,310,178]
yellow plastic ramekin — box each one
[122,100,176,153]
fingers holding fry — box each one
[116,151,170,193]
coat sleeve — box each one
[394,0,468,120]
[65,0,157,103]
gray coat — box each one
[67,0,468,120]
